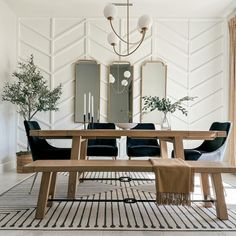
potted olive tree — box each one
[2,55,62,173]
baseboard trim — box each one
[0,159,16,173]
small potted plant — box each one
[142,96,196,130]
[2,55,62,173]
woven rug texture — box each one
[0,172,236,231]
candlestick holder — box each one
[88,112,91,123]
[83,114,86,129]
[91,116,94,129]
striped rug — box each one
[0,172,236,231]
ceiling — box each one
[4,0,236,18]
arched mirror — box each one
[75,60,100,123]
[141,60,167,124]
[108,61,133,123]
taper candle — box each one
[88,92,91,114]
[91,95,94,117]
[83,93,86,115]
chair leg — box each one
[29,172,38,194]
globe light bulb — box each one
[138,15,153,31]
[124,70,131,79]
[121,79,128,87]
[107,32,118,46]
[103,4,117,20]
[109,74,115,84]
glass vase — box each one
[161,112,171,130]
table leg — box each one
[79,139,88,181]
[67,136,82,199]
[80,139,87,160]
[173,137,185,159]
[47,172,57,207]
[160,140,168,159]
[211,173,228,220]
[200,173,212,208]
[35,172,52,219]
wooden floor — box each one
[0,168,236,236]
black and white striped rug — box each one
[0,172,236,231]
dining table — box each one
[30,129,226,200]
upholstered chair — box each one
[126,123,160,160]
[87,123,118,159]
[24,120,71,193]
[171,122,232,161]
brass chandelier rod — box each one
[104,0,152,57]
[109,20,144,45]
[112,30,146,57]
[127,0,129,54]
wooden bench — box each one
[23,160,236,220]
[29,129,227,199]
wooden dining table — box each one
[30,129,226,199]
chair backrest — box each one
[87,123,116,146]
[127,123,158,146]
[197,122,231,152]
[24,120,50,161]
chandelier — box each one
[103,1,153,57]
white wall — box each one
[0,0,17,170]
[17,17,228,151]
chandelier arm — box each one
[109,20,143,45]
[112,30,146,57]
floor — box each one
[0,170,235,236]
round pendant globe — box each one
[109,74,115,84]
[107,32,118,46]
[121,79,128,87]
[124,70,131,79]
[103,4,117,20]
[138,15,153,31]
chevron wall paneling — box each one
[18,17,227,151]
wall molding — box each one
[17,17,228,149]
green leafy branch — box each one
[142,96,196,116]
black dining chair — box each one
[87,123,118,159]
[171,122,232,161]
[126,123,160,160]
[24,120,71,193]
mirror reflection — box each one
[108,62,133,123]
[75,60,100,123]
[141,60,167,124]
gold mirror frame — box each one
[74,60,100,123]
[140,60,167,123]
[108,61,133,123]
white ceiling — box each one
[4,0,236,18]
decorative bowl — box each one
[116,123,137,130]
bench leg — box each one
[211,173,228,220]
[47,172,57,207]
[67,136,81,199]
[200,173,212,208]
[35,172,52,219]
[68,172,78,199]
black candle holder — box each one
[91,116,94,129]
[83,114,86,129]
[88,112,91,123]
